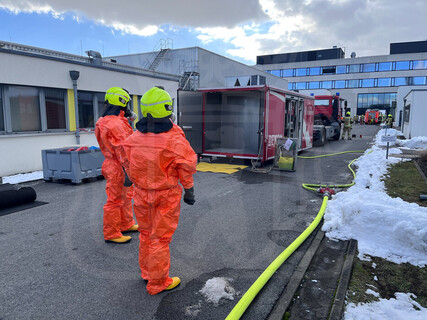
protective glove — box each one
[123,167,133,187]
[183,187,195,205]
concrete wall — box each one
[0,49,179,178]
[402,89,427,139]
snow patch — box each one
[199,277,237,305]
[2,171,43,184]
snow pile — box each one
[199,277,237,305]
[375,128,401,147]
[2,171,43,184]
[322,129,427,267]
[397,136,427,149]
[344,293,427,320]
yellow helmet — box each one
[346,111,351,116]
[140,87,173,118]
[388,114,392,117]
[105,87,131,107]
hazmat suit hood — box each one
[135,114,173,134]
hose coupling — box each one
[318,187,335,199]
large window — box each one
[96,93,105,119]
[322,81,333,89]
[395,61,410,70]
[335,80,345,89]
[357,92,397,112]
[394,77,409,86]
[413,76,426,85]
[295,82,307,90]
[347,79,359,88]
[349,64,360,73]
[362,63,375,72]
[296,68,307,76]
[377,78,392,87]
[413,60,427,69]
[308,81,320,89]
[283,69,293,77]
[378,62,392,71]
[0,87,4,132]
[270,69,281,77]
[9,86,41,132]
[361,79,375,88]
[78,91,95,128]
[336,65,347,74]
[45,89,66,129]
[309,67,321,76]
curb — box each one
[267,228,325,320]
[328,239,358,320]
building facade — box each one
[255,41,427,125]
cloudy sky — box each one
[0,0,426,65]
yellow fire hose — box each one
[225,150,366,320]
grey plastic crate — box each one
[41,147,105,183]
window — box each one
[296,68,307,76]
[288,83,294,90]
[78,91,95,128]
[335,80,345,89]
[322,66,336,74]
[0,86,4,131]
[9,86,41,132]
[348,79,359,88]
[270,69,281,77]
[361,79,374,88]
[295,82,307,90]
[413,77,426,85]
[309,67,321,76]
[395,61,410,70]
[394,77,409,86]
[45,89,66,129]
[413,60,427,69]
[378,62,392,71]
[308,81,320,89]
[322,81,333,89]
[283,69,293,77]
[362,63,375,72]
[336,65,347,74]
[377,78,391,87]
[96,93,105,120]
[349,64,360,73]
[357,92,397,112]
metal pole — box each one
[386,142,389,159]
[72,79,80,145]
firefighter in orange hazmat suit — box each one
[120,86,197,295]
[95,87,138,244]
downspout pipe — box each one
[69,70,80,145]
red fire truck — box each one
[177,86,314,163]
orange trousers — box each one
[133,185,182,295]
[102,159,135,240]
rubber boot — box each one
[105,235,131,244]
[123,224,139,233]
[165,277,181,291]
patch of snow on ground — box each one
[2,171,43,184]
[199,277,237,305]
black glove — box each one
[123,168,133,187]
[183,187,195,205]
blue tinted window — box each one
[270,69,281,77]
[296,68,307,76]
[361,79,374,87]
[283,69,293,77]
[322,81,333,89]
[335,80,345,88]
[395,61,410,70]
[295,82,307,89]
[362,63,375,72]
[349,64,360,73]
[413,77,426,85]
[288,82,294,90]
[394,77,408,86]
[377,78,391,87]
[413,60,427,69]
[378,62,392,71]
[309,67,321,76]
[266,70,272,74]
[308,81,320,89]
[322,66,336,74]
[336,65,347,74]
[348,79,359,88]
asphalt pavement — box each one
[0,124,379,320]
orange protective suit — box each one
[95,110,136,240]
[120,122,197,295]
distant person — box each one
[95,87,138,244]
[120,86,197,295]
[342,111,352,140]
[386,114,393,128]
[360,114,365,125]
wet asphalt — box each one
[0,125,379,320]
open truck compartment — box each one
[178,86,314,163]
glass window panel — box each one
[362,93,368,107]
[348,79,359,88]
[78,91,95,128]
[377,78,391,87]
[413,60,427,70]
[283,69,293,77]
[0,87,4,131]
[395,61,410,70]
[308,81,320,89]
[96,92,105,119]
[372,94,379,107]
[378,62,392,71]
[296,68,307,76]
[378,93,385,106]
[349,64,360,73]
[295,82,307,90]
[335,80,345,89]
[336,65,346,74]
[361,79,374,87]
[367,94,374,108]
[309,67,321,76]
[45,88,66,129]
[394,77,406,86]
[9,86,41,132]
[270,69,281,77]
[266,70,272,74]
[357,94,364,108]
[384,93,390,106]
[322,66,336,74]
[413,76,426,85]
[287,82,293,90]
[322,81,333,89]
[362,63,375,72]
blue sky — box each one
[1,0,427,65]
